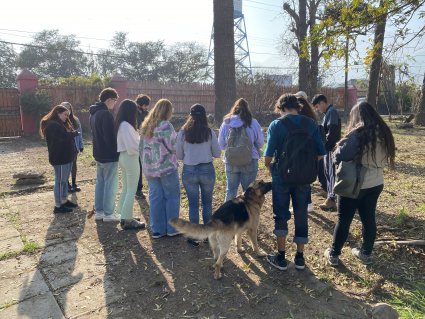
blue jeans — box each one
[95,161,118,216]
[53,162,73,207]
[147,169,180,235]
[225,159,258,202]
[271,173,310,244]
[117,152,139,220]
[182,163,215,224]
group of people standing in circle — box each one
[40,86,395,270]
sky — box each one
[1,0,424,86]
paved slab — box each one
[0,255,38,278]
[43,252,105,291]
[56,275,122,318]
[0,235,23,254]
[38,241,91,268]
[0,270,50,306]
[1,224,21,240]
[0,292,64,319]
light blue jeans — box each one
[95,161,118,216]
[225,159,258,202]
[53,162,73,207]
[117,152,139,220]
[147,170,180,235]
[182,163,215,224]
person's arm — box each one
[75,118,84,151]
[264,156,273,175]
[218,122,228,150]
[176,130,184,160]
[210,129,221,158]
[161,122,177,153]
[263,122,277,175]
[252,119,265,152]
[311,122,326,160]
[333,132,359,164]
[102,112,117,152]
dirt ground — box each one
[0,123,424,318]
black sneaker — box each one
[121,219,146,230]
[68,184,76,193]
[72,185,81,192]
[135,190,145,199]
[294,253,306,270]
[63,200,78,208]
[54,205,73,213]
[187,238,200,247]
[266,253,288,271]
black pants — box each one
[70,154,78,186]
[318,158,327,191]
[137,157,143,191]
[331,184,384,256]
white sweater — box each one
[117,121,140,156]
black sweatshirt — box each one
[321,104,341,152]
[44,121,77,166]
[89,102,119,163]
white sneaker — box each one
[95,212,105,221]
[103,214,121,222]
[307,203,314,213]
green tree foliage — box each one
[17,30,89,78]
[0,42,17,87]
[161,42,207,82]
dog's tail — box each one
[169,218,214,240]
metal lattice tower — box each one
[205,0,253,80]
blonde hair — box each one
[141,99,173,138]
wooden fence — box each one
[0,88,21,137]
[127,81,216,114]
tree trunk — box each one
[367,0,387,108]
[308,0,320,97]
[415,72,425,126]
[213,0,236,124]
[298,0,309,92]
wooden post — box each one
[16,69,38,135]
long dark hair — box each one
[297,97,318,121]
[224,98,252,127]
[345,101,395,168]
[114,99,138,137]
[274,94,301,113]
[182,104,211,143]
[39,105,73,137]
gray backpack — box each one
[225,126,252,166]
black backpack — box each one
[276,116,318,185]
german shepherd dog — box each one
[169,180,272,279]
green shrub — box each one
[20,89,52,118]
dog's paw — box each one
[237,248,246,254]
[214,269,222,280]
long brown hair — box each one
[297,97,318,121]
[39,105,73,137]
[60,101,79,128]
[224,98,252,127]
[182,104,211,144]
[141,99,173,138]
[345,101,395,168]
